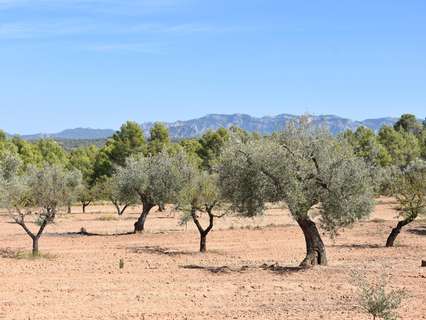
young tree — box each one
[179,170,224,252]
[94,175,137,216]
[218,121,374,267]
[352,271,406,320]
[0,159,79,256]
[76,183,94,213]
[67,146,98,212]
[116,151,190,233]
[385,160,426,247]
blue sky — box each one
[0,0,425,134]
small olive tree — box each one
[179,170,224,252]
[352,271,406,320]
[386,160,426,247]
[76,183,94,213]
[0,158,80,256]
[116,151,190,233]
[95,175,137,216]
[218,120,374,267]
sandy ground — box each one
[0,198,425,320]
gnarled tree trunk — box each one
[134,202,154,233]
[386,216,415,247]
[297,217,327,267]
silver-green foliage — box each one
[116,150,192,206]
[393,159,426,221]
[95,174,138,214]
[352,272,406,320]
[218,120,374,236]
[179,170,221,224]
[0,157,81,254]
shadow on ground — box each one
[47,228,134,238]
[408,226,426,236]
[128,245,195,256]
[332,243,383,249]
[180,263,306,274]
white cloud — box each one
[0,0,190,12]
[86,42,166,53]
[0,20,243,39]
[0,21,96,39]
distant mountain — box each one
[141,114,399,139]
[21,128,115,140]
[8,114,401,141]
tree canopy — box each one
[218,120,374,266]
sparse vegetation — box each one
[0,113,425,318]
[352,271,406,320]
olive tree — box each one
[0,158,80,256]
[179,170,224,252]
[94,175,137,216]
[385,159,426,247]
[76,183,94,213]
[116,151,190,233]
[218,120,374,267]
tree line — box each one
[0,114,425,267]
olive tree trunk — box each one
[191,207,214,253]
[134,202,154,233]
[199,234,207,253]
[158,202,165,212]
[386,216,415,247]
[16,215,50,257]
[32,236,40,256]
[82,201,91,213]
[297,217,327,267]
[111,199,129,216]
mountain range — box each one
[11,113,399,141]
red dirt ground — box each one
[0,197,425,319]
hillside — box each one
[8,114,400,142]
